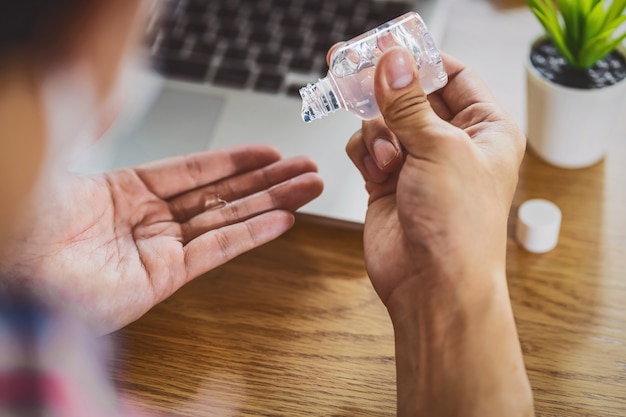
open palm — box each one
[0,145,323,334]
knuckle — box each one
[265,185,281,208]
[382,90,432,126]
[183,154,204,186]
[345,129,363,154]
[215,230,232,262]
[226,201,241,220]
[362,117,393,141]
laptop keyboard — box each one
[147,0,415,97]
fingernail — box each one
[386,50,415,90]
[373,138,398,168]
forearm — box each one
[387,269,534,417]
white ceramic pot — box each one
[525,41,626,169]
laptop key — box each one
[214,65,251,88]
[192,41,216,57]
[249,25,273,45]
[281,34,305,50]
[370,2,413,21]
[159,36,186,54]
[280,13,303,30]
[312,19,337,33]
[346,20,370,38]
[257,50,283,67]
[185,0,208,14]
[223,46,250,62]
[336,2,358,18]
[184,20,208,36]
[158,37,185,57]
[217,26,241,40]
[373,0,413,21]
[314,36,339,55]
[286,84,304,98]
[217,8,239,20]
[189,43,215,62]
[249,8,272,24]
[156,58,209,81]
[155,17,178,34]
[273,0,293,8]
[255,71,285,93]
[289,52,316,73]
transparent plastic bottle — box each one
[300,11,448,123]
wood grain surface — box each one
[113,217,395,417]
[507,144,626,416]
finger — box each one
[438,52,499,116]
[133,145,283,199]
[345,128,390,184]
[401,52,485,123]
[326,42,343,66]
[374,47,465,157]
[168,156,320,222]
[361,118,403,172]
[183,210,295,280]
[180,172,323,242]
[437,52,525,160]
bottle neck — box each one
[299,76,342,122]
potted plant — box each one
[525,0,626,168]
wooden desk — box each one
[113,137,626,416]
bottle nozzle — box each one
[299,78,340,123]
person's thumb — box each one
[374,47,455,156]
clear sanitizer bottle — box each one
[300,12,448,122]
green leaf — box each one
[601,30,626,55]
[547,3,579,62]
[606,14,626,31]
[528,5,554,32]
[528,1,559,35]
[542,0,561,19]
[557,0,580,52]
[585,1,607,42]
[579,0,594,14]
[530,3,576,63]
[605,0,626,24]
[526,0,552,16]
[550,33,577,64]
[591,15,626,42]
[579,37,607,67]
[579,31,626,68]
[590,0,603,9]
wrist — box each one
[387,267,534,417]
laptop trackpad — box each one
[108,84,224,168]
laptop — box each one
[71,0,453,227]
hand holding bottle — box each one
[345,47,535,417]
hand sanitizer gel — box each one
[300,11,447,122]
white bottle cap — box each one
[515,199,562,253]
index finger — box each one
[436,52,499,116]
[132,145,283,199]
[326,42,343,66]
